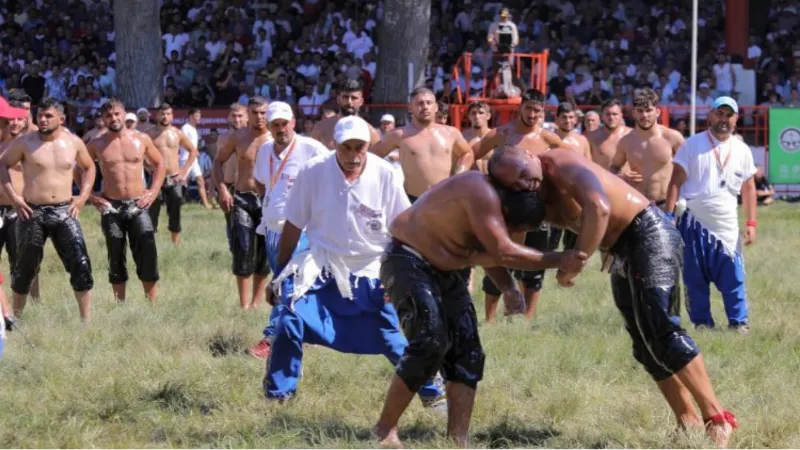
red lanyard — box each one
[268,136,297,191]
[706,131,731,172]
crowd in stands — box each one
[0,0,799,135]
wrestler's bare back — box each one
[587,126,631,169]
[312,115,380,150]
[89,130,158,200]
[10,131,86,204]
[615,125,683,202]
[224,128,272,193]
[147,126,184,176]
[537,149,649,250]
[391,171,502,271]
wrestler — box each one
[7,90,38,133]
[82,112,107,144]
[0,98,96,320]
[461,101,493,174]
[310,78,380,149]
[371,87,474,203]
[587,98,631,169]
[488,146,738,447]
[213,103,246,252]
[474,89,563,322]
[146,103,198,245]
[611,88,685,207]
[213,96,272,310]
[87,99,165,302]
[374,162,587,448]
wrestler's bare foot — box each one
[707,421,734,448]
[373,426,404,449]
[171,232,180,245]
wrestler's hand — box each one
[11,194,33,220]
[89,194,111,212]
[69,196,86,218]
[600,251,614,273]
[557,249,588,274]
[744,225,756,246]
[621,170,643,186]
[175,170,188,184]
[136,190,158,209]
[501,288,526,316]
[556,269,578,287]
[218,188,234,213]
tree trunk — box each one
[371,0,431,125]
[113,0,163,108]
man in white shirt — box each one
[247,102,327,359]
[263,116,446,409]
[180,108,211,208]
[665,97,757,334]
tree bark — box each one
[371,0,431,125]
[113,0,163,108]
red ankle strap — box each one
[704,410,738,429]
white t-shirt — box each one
[253,134,328,235]
[179,123,198,166]
[673,131,756,253]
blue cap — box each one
[712,96,738,114]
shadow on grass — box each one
[208,330,248,357]
[145,380,217,415]
[473,419,561,448]
[267,412,440,446]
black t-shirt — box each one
[755,175,771,191]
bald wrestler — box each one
[474,89,563,322]
[0,98,96,320]
[374,168,588,448]
[371,87,474,203]
[587,99,631,169]
[611,88,685,208]
[488,146,738,448]
[213,96,273,310]
[216,103,246,253]
[462,101,494,174]
[146,103,198,245]
[310,78,380,149]
[87,99,166,302]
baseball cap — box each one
[380,114,395,123]
[334,116,371,144]
[125,112,137,122]
[136,107,149,115]
[267,101,294,123]
[712,96,738,114]
[0,96,27,120]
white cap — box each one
[267,101,294,123]
[125,112,137,122]
[380,114,395,123]
[334,116,371,144]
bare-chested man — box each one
[146,103,198,245]
[462,101,494,173]
[474,89,563,323]
[86,99,166,303]
[611,88,685,208]
[8,90,38,133]
[0,96,29,322]
[488,146,738,448]
[215,103,247,253]
[136,108,154,133]
[587,99,632,169]
[213,96,272,310]
[371,87,474,202]
[374,170,587,448]
[82,112,108,143]
[0,97,96,320]
[310,78,380,149]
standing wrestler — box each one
[82,112,107,144]
[214,103,247,253]
[611,89,685,208]
[371,87,474,203]
[474,89,562,322]
[7,91,38,133]
[489,147,738,447]
[310,79,380,149]
[587,99,632,169]
[213,96,272,310]
[87,99,165,302]
[146,103,198,245]
[136,108,154,133]
[462,101,494,173]
[0,98,96,320]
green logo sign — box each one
[769,108,800,184]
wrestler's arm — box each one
[84,141,105,208]
[542,130,564,149]
[370,129,399,158]
[664,142,690,216]
[482,266,516,292]
[177,129,198,178]
[71,137,97,217]
[609,138,627,174]
[451,130,475,174]
[0,139,29,213]
[369,125,381,146]
[275,164,313,273]
[473,128,498,160]
[213,133,236,191]
[275,221,303,273]
[562,163,610,261]
[142,134,166,194]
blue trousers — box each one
[263,272,445,400]
[262,229,310,339]
[678,211,749,327]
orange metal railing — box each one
[449,51,549,104]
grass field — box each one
[0,202,798,448]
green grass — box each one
[1,203,799,448]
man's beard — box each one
[472,123,483,129]
[636,121,654,131]
[160,120,170,126]
[38,127,56,135]
[340,106,356,116]
[109,123,123,132]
